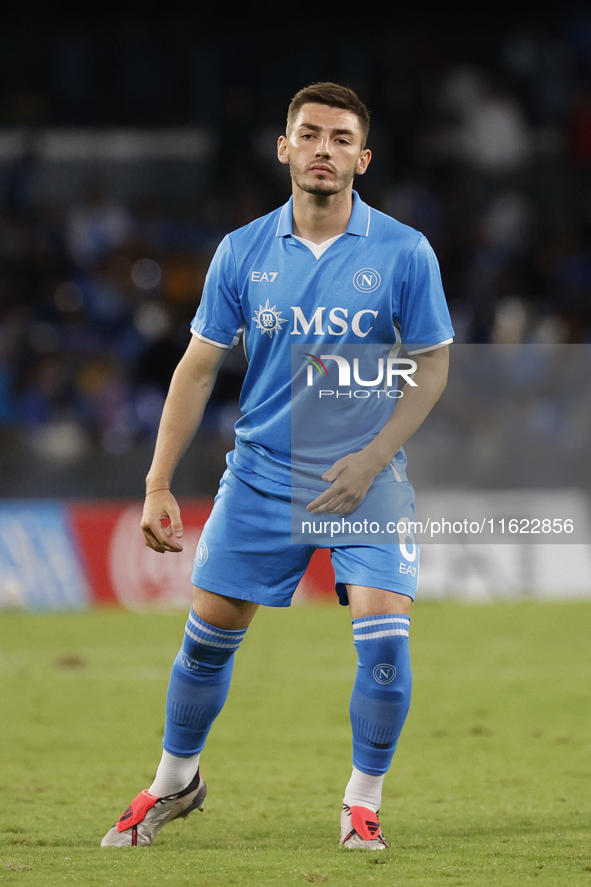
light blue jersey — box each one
[191,191,454,478]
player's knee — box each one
[191,586,258,630]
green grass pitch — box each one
[0,601,590,886]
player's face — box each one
[277,104,371,196]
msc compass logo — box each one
[253,300,288,337]
[353,268,381,293]
[373,663,396,684]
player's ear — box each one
[355,148,371,176]
[277,134,290,165]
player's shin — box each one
[155,609,247,794]
[346,614,412,808]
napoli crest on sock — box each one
[180,652,200,671]
[372,663,396,684]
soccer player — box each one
[101,82,453,850]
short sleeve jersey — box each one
[191,191,454,474]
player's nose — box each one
[315,137,332,156]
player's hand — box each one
[305,451,382,515]
[140,489,184,553]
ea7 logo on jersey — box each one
[353,268,381,293]
[251,271,279,282]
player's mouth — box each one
[309,165,334,174]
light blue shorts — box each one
[191,463,419,608]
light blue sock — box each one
[163,609,247,757]
[349,613,412,776]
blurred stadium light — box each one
[0,128,214,162]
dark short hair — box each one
[286,82,370,147]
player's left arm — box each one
[306,345,449,515]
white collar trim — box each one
[292,233,343,259]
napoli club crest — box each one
[372,663,396,684]
[196,540,208,566]
[353,268,381,293]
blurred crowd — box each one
[1,14,591,485]
[0,181,245,460]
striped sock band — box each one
[184,609,247,654]
[352,613,410,643]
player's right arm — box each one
[141,335,228,553]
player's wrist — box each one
[361,442,395,474]
[145,473,173,492]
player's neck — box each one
[291,188,353,244]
